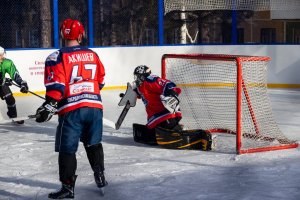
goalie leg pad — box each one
[132,123,157,145]
[155,127,212,151]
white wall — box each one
[5,45,300,92]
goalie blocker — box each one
[133,123,212,151]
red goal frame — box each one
[162,53,298,154]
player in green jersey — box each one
[0,46,29,124]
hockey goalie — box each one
[116,65,212,151]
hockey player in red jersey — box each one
[130,65,212,150]
[35,19,107,199]
[131,65,183,144]
[133,65,182,129]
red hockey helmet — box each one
[60,19,85,40]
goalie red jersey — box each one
[134,75,182,129]
[44,46,105,115]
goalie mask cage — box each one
[162,54,298,154]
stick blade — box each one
[103,118,116,129]
[115,101,131,130]
[0,114,37,124]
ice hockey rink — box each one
[0,88,299,200]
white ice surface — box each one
[0,89,299,200]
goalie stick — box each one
[115,82,137,130]
[115,101,131,130]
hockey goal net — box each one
[162,54,298,154]
[164,0,300,13]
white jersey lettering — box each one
[68,53,94,63]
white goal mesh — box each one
[162,54,298,154]
[164,0,300,14]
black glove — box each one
[20,81,29,93]
[4,78,12,86]
[36,96,58,123]
[164,89,179,97]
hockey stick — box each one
[115,82,137,130]
[11,82,45,100]
[103,117,117,129]
[0,114,38,124]
[115,101,131,130]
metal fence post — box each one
[158,0,164,45]
[88,0,94,47]
[53,0,59,48]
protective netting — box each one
[163,54,298,154]
[164,0,300,13]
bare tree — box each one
[40,0,52,47]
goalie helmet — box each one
[60,19,85,40]
[133,65,151,86]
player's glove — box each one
[3,78,12,86]
[20,81,29,93]
[35,96,58,123]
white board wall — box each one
[5,45,300,92]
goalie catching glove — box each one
[35,96,58,123]
[160,95,180,113]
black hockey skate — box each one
[94,171,107,196]
[7,109,24,124]
[48,184,74,199]
[48,176,77,199]
[94,171,108,188]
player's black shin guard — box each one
[5,94,17,118]
[85,143,108,188]
[48,153,77,199]
[58,152,77,183]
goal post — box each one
[162,53,298,154]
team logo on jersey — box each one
[70,82,94,95]
[47,72,54,81]
[47,51,59,62]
